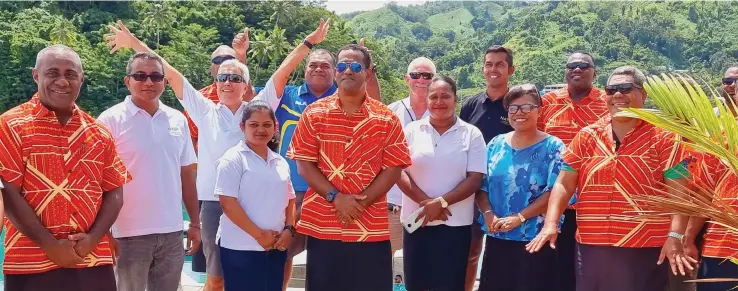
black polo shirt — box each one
[459,91,513,143]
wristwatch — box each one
[438,197,449,208]
[517,213,527,223]
[668,231,685,241]
[325,189,339,203]
[284,225,296,237]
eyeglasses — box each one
[723,77,738,85]
[127,73,165,83]
[605,83,642,95]
[566,62,592,70]
[211,55,235,65]
[507,104,539,114]
[336,62,363,73]
[216,74,245,83]
[409,72,434,80]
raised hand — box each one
[104,20,138,54]
[305,18,331,45]
[232,27,249,56]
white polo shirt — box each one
[181,78,278,201]
[386,97,429,206]
[97,97,197,238]
[214,141,295,251]
[401,117,486,226]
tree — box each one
[270,0,294,28]
[143,2,175,50]
[49,18,77,45]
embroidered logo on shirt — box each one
[169,127,183,136]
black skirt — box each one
[306,236,393,291]
[403,224,472,291]
[5,265,116,291]
[478,237,559,291]
[576,243,667,291]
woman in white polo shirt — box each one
[213,100,296,291]
[397,75,486,291]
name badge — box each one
[169,127,182,136]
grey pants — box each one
[201,200,224,277]
[115,231,185,291]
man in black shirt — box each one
[459,45,515,291]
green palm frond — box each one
[617,74,738,175]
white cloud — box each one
[325,0,427,15]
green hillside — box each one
[346,1,738,104]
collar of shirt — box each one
[236,140,281,164]
[481,92,505,105]
[418,116,462,134]
[297,82,337,99]
[401,97,430,120]
[123,96,165,118]
[326,93,374,116]
[30,93,81,119]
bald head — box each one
[35,44,83,72]
[211,45,236,59]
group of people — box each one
[0,17,736,291]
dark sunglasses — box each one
[211,55,235,65]
[566,62,592,70]
[723,77,738,85]
[605,83,642,95]
[409,72,434,80]
[507,104,539,114]
[336,62,363,73]
[216,74,245,83]
[127,73,165,83]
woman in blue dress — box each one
[475,84,566,291]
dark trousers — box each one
[404,225,472,291]
[306,236,392,291]
[5,265,116,291]
[576,244,667,291]
[478,237,558,291]
[219,246,287,291]
[697,257,738,291]
[558,209,578,291]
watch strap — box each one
[517,213,527,223]
[302,39,314,49]
[284,225,296,237]
[325,189,339,203]
[668,231,684,241]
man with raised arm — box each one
[105,19,330,291]
[0,44,131,291]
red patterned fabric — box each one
[563,116,685,248]
[287,94,411,242]
[0,95,131,274]
[183,83,219,152]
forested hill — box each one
[1,1,737,116]
[345,1,738,102]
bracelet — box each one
[482,210,494,216]
[189,223,201,229]
[668,231,684,241]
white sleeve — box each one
[254,77,280,111]
[213,152,243,199]
[287,177,296,200]
[179,80,215,128]
[96,110,118,137]
[180,121,197,166]
[467,127,487,174]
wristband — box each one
[189,223,201,229]
[302,39,314,49]
[517,213,527,223]
[482,210,494,216]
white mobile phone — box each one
[401,206,425,234]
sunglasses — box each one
[723,77,738,85]
[605,83,642,95]
[566,62,592,70]
[409,72,434,80]
[212,55,235,65]
[216,74,245,83]
[507,104,539,114]
[336,62,363,73]
[127,73,165,83]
